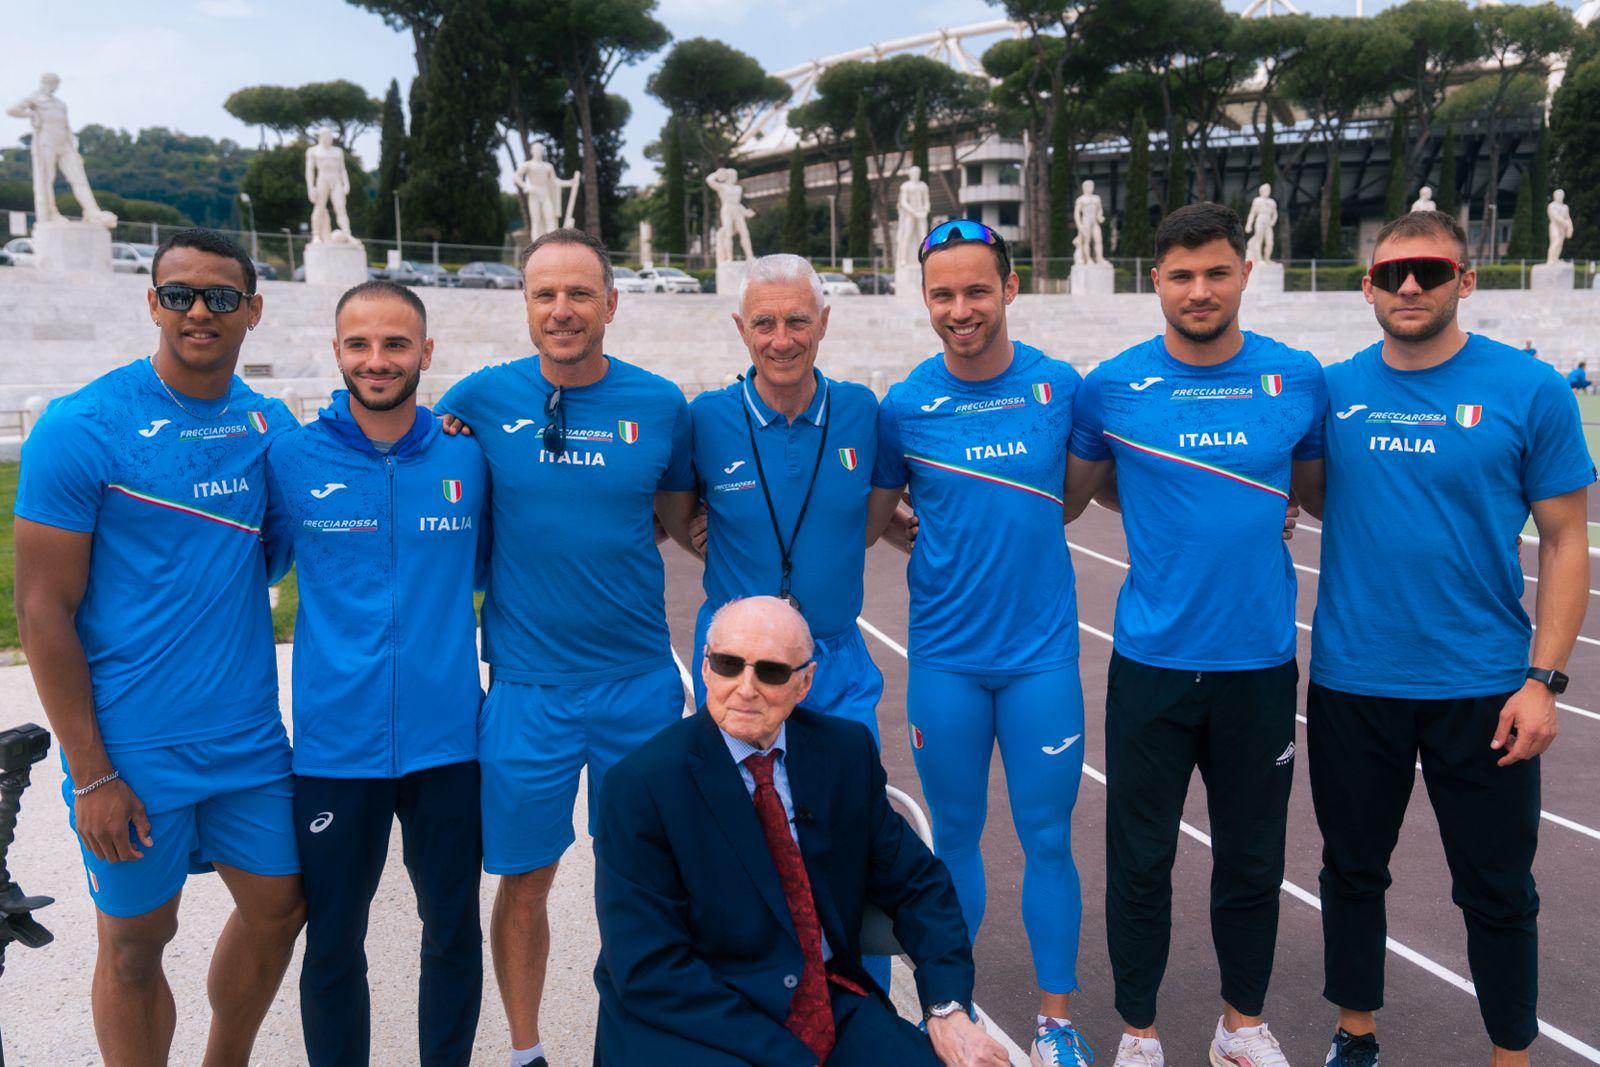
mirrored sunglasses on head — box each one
[1366,256,1464,294]
[153,283,249,314]
[918,219,1011,272]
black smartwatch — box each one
[1527,667,1569,694]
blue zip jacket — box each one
[266,392,489,778]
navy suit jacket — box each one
[592,706,974,1067]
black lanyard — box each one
[739,378,829,611]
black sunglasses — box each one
[706,651,812,686]
[542,387,565,455]
[918,219,1012,274]
[1367,256,1464,294]
[153,283,249,314]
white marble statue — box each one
[5,73,115,227]
[305,128,354,244]
[894,165,931,269]
[1410,186,1437,213]
[1548,189,1574,264]
[514,143,579,240]
[1073,179,1106,265]
[1245,183,1278,264]
[707,167,754,264]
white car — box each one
[818,271,861,296]
[2,237,36,267]
[612,266,652,293]
[636,266,703,294]
[111,242,156,274]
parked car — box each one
[3,237,37,267]
[0,247,11,267]
[387,260,458,287]
[457,261,521,289]
[252,258,278,282]
[111,242,156,274]
[612,266,652,294]
[635,266,703,294]
[851,271,895,295]
[818,271,861,297]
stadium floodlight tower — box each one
[1240,0,1305,15]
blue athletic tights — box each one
[905,663,1085,994]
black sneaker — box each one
[1324,1028,1379,1066]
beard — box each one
[944,316,1005,360]
[1375,292,1458,344]
[342,363,421,412]
[1167,306,1236,345]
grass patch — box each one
[272,568,298,643]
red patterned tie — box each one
[744,751,835,1062]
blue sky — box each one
[1,0,1586,193]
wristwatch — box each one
[925,1000,968,1021]
[1527,667,1570,694]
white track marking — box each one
[669,646,695,715]
[856,616,909,658]
[859,617,1600,1062]
[1066,542,1600,719]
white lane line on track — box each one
[1066,542,1600,721]
[858,618,1600,1063]
[669,646,695,715]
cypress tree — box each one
[1531,122,1552,260]
[1258,110,1276,187]
[1324,154,1347,258]
[848,95,872,260]
[1508,170,1535,260]
[1121,114,1152,258]
[1384,109,1408,221]
[783,144,808,253]
[371,79,406,242]
[912,88,930,176]
[1165,119,1187,216]
[1049,98,1073,262]
[1438,123,1459,219]
[658,117,686,255]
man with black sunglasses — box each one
[1301,210,1593,1067]
[13,228,305,1064]
[435,227,695,1067]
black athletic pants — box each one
[294,760,483,1067]
[1104,651,1298,1028]
[1307,683,1540,1051]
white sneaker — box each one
[1114,1033,1166,1066]
[1031,1020,1094,1066]
[1210,1015,1290,1067]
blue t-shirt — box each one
[872,342,1081,673]
[1070,331,1327,670]
[1567,365,1588,389]
[438,355,693,684]
[1312,334,1596,698]
[13,359,293,750]
[691,369,877,641]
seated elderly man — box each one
[592,596,1006,1066]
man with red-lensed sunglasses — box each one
[1299,210,1594,1067]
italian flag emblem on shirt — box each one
[248,411,268,433]
[617,420,639,444]
[838,447,858,470]
[442,479,463,503]
[1260,374,1283,397]
[1031,383,1053,404]
[1456,404,1483,428]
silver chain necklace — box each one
[149,357,231,420]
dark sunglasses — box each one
[706,651,812,686]
[153,283,249,314]
[918,219,1011,272]
[542,386,565,455]
[1367,256,1464,294]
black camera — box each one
[0,724,54,1066]
[0,725,49,776]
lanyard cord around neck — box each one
[739,378,829,602]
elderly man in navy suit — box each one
[592,596,1006,1066]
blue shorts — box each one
[480,664,685,875]
[693,605,884,744]
[62,715,298,919]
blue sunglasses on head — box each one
[918,219,1011,273]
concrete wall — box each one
[1,269,1594,418]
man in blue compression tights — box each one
[871,219,1093,1067]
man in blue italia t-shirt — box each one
[1304,211,1594,1067]
[435,229,694,1067]
[266,281,489,1066]
[13,230,303,1066]
[1065,204,1325,1067]
[873,220,1095,1067]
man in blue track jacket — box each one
[266,281,489,1066]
